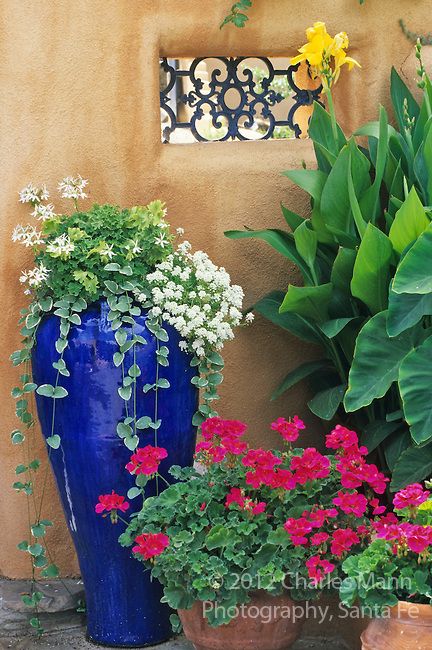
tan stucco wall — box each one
[0,0,427,582]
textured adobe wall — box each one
[0,0,427,581]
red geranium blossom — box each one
[330,528,360,557]
[290,448,331,484]
[126,445,168,476]
[196,418,248,463]
[306,555,335,584]
[284,517,313,545]
[95,491,129,523]
[225,487,266,515]
[393,483,430,511]
[132,532,170,560]
[310,532,330,546]
[370,498,386,516]
[325,424,360,451]
[95,491,130,514]
[242,448,282,470]
[333,490,368,517]
[271,416,305,443]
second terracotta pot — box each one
[178,591,304,650]
[361,601,432,650]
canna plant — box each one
[226,35,432,490]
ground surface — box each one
[0,578,349,650]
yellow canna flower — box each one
[291,22,360,87]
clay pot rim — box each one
[390,600,432,625]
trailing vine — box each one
[221,0,367,29]
[11,179,249,634]
[399,18,432,46]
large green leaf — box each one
[272,359,330,400]
[331,247,357,294]
[422,120,432,204]
[384,429,411,471]
[360,420,402,454]
[224,228,313,284]
[387,284,432,337]
[391,443,432,491]
[358,106,388,222]
[280,203,303,231]
[320,140,370,244]
[320,317,357,339]
[253,291,324,345]
[392,223,432,295]
[351,223,393,314]
[399,334,432,444]
[344,310,416,412]
[308,384,345,420]
[283,169,327,202]
[390,67,420,134]
[293,221,317,273]
[389,187,429,254]
[308,101,346,158]
[279,283,333,323]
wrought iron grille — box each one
[160,57,322,143]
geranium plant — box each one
[340,481,432,613]
[120,417,388,629]
[226,34,432,489]
[10,178,249,632]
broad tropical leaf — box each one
[387,284,432,337]
[390,67,420,134]
[253,292,324,345]
[351,223,393,314]
[279,283,333,323]
[224,228,313,284]
[283,169,327,202]
[344,310,416,412]
[392,224,432,294]
[399,334,432,444]
[308,384,345,420]
[272,359,331,400]
[389,187,429,254]
[360,420,403,454]
[391,443,432,491]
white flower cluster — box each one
[19,183,49,204]
[46,233,75,258]
[31,203,57,221]
[12,224,44,247]
[58,175,88,200]
[144,240,251,358]
[13,176,89,293]
[19,263,50,292]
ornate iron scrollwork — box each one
[160,56,322,143]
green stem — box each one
[324,86,339,149]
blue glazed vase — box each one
[32,301,198,647]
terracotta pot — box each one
[361,601,432,650]
[178,591,304,650]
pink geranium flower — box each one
[393,483,430,511]
[271,416,305,443]
[325,424,359,450]
[242,448,282,470]
[330,528,360,557]
[132,532,169,560]
[333,490,368,517]
[95,491,129,523]
[310,532,330,546]
[290,448,331,484]
[126,445,168,475]
[306,556,335,585]
[225,487,266,516]
[284,517,313,545]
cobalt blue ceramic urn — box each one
[32,301,198,647]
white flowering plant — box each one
[10,177,249,633]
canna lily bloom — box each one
[291,22,360,87]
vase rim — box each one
[390,601,432,625]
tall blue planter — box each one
[32,301,198,647]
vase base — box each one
[86,632,173,648]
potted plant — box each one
[340,481,432,649]
[226,30,432,489]
[120,416,388,650]
[10,177,248,644]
